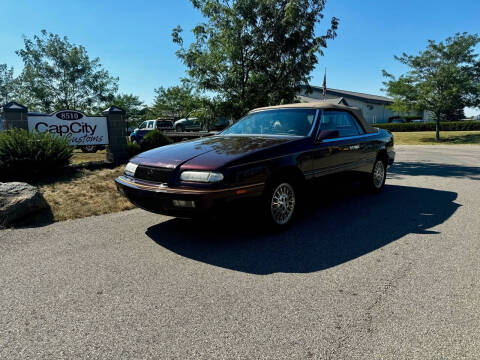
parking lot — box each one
[1,145,479,359]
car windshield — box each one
[222,109,316,137]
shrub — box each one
[140,130,173,152]
[375,121,480,132]
[127,142,141,158]
[0,129,73,181]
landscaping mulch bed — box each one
[34,165,134,224]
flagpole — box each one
[322,68,327,101]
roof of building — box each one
[301,85,393,105]
[1,101,28,112]
[250,102,378,134]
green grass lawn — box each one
[71,149,107,164]
[392,131,480,145]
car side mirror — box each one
[316,130,339,143]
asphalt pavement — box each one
[1,145,480,359]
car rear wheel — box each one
[264,180,297,228]
[176,125,183,132]
[368,158,387,193]
[80,145,98,153]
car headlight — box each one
[125,162,138,177]
[180,171,224,183]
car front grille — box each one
[134,166,173,184]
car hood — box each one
[131,135,294,169]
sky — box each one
[1,0,480,116]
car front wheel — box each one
[264,180,297,228]
[176,125,183,132]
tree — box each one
[106,93,144,120]
[383,33,480,141]
[16,30,118,113]
[444,108,465,122]
[0,64,18,105]
[172,0,339,119]
[151,83,205,119]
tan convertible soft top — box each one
[250,101,378,134]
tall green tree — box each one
[0,64,18,105]
[172,0,339,119]
[151,83,206,118]
[383,33,480,140]
[16,30,118,113]
[107,93,144,120]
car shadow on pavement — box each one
[146,183,460,275]
[389,162,480,180]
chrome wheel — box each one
[270,183,296,225]
[373,160,385,189]
[81,145,96,153]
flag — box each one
[322,69,327,101]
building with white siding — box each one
[298,85,425,124]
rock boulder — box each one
[0,182,48,226]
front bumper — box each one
[387,150,395,166]
[115,176,264,217]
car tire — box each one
[176,125,183,132]
[367,158,387,193]
[80,145,97,153]
[263,178,298,228]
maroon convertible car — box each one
[115,102,395,227]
